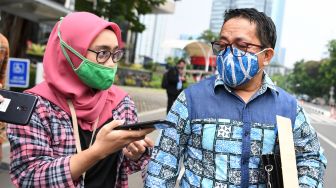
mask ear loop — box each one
[57,17,87,71]
[254,48,270,73]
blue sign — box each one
[7,58,30,88]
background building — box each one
[271,0,286,65]
[134,0,177,64]
[135,14,169,64]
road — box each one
[302,103,336,188]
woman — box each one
[7,12,154,187]
[0,33,9,165]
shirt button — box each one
[244,132,250,136]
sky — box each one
[163,0,336,68]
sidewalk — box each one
[121,86,167,113]
[300,100,335,118]
[0,86,167,187]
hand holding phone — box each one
[114,119,175,130]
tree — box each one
[319,59,335,97]
[290,60,324,98]
[327,39,336,59]
[165,56,180,68]
[197,29,219,44]
[271,74,292,92]
[75,0,166,33]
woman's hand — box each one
[123,136,154,161]
[90,120,154,160]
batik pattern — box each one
[145,74,326,188]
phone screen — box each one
[114,119,175,130]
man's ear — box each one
[264,48,274,62]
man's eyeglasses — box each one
[211,41,264,57]
[88,49,124,64]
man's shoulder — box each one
[274,86,296,100]
[272,86,297,115]
[186,75,216,93]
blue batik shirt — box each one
[145,73,327,188]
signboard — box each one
[7,58,30,88]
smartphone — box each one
[114,119,175,130]
[0,89,38,125]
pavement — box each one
[0,86,168,188]
[121,86,167,114]
[299,100,336,118]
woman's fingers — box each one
[143,136,154,148]
[104,120,125,132]
[126,142,140,153]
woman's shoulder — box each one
[34,95,68,119]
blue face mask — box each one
[216,47,266,88]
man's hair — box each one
[223,8,277,49]
[177,59,186,65]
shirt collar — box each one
[213,71,279,95]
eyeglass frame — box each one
[211,41,265,57]
[88,49,124,64]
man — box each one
[145,8,326,187]
[163,59,186,113]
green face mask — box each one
[57,19,117,90]
[73,58,117,90]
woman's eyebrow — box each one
[94,45,119,51]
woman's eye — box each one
[98,51,109,58]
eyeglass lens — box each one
[96,50,124,63]
[212,42,247,57]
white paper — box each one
[0,98,11,112]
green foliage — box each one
[75,0,166,32]
[149,73,162,88]
[327,39,336,58]
[271,74,292,92]
[320,58,336,96]
[129,63,144,70]
[165,56,179,68]
[26,42,45,56]
[143,61,159,71]
[197,29,219,43]
[288,39,335,101]
[289,60,325,98]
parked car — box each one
[311,97,326,105]
[297,94,310,102]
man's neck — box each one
[233,71,264,103]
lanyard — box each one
[67,99,99,179]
